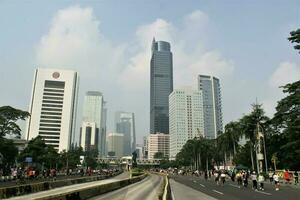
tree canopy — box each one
[288,28,300,53]
[0,106,29,138]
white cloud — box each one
[36,5,125,80]
[260,62,300,117]
[269,61,300,88]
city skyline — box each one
[1,1,300,144]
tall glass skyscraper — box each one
[115,111,136,156]
[198,75,223,139]
[150,38,173,134]
[80,91,106,156]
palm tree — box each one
[239,103,269,171]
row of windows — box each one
[40,119,61,123]
[39,123,61,127]
[43,96,64,101]
[43,92,64,97]
[41,112,62,116]
[40,135,60,140]
[42,100,63,104]
[44,80,65,89]
[39,127,60,131]
[39,131,60,136]
[42,104,63,108]
[41,108,62,112]
[40,115,61,119]
[44,88,64,93]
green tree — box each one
[288,28,300,53]
[60,147,84,169]
[233,141,252,169]
[239,103,269,171]
[18,136,59,169]
[0,138,18,174]
[224,121,241,156]
[271,80,300,169]
[0,106,29,138]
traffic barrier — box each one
[162,175,172,200]
[0,171,122,199]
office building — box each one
[135,144,143,159]
[115,111,136,156]
[198,75,223,139]
[150,38,173,134]
[142,136,148,159]
[107,132,124,158]
[169,87,204,160]
[79,91,106,155]
[26,68,78,152]
[147,133,169,159]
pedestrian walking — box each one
[236,172,242,188]
[294,171,298,185]
[269,171,274,184]
[214,171,220,185]
[243,171,248,187]
[220,170,226,186]
[258,173,265,190]
[204,170,208,181]
[251,171,258,190]
[273,173,280,191]
[283,169,290,184]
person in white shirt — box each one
[273,173,280,191]
[258,173,265,190]
[251,171,258,190]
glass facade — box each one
[80,91,106,156]
[115,111,136,156]
[198,75,223,139]
[150,39,173,134]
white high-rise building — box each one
[79,91,106,156]
[107,132,124,158]
[198,75,223,139]
[147,133,169,159]
[115,111,136,156]
[26,68,78,152]
[169,87,204,160]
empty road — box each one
[89,174,163,200]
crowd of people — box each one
[170,168,299,191]
[1,166,122,185]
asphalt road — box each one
[170,175,300,200]
[89,174,163,200]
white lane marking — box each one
[212,189,224,195]
[255,190,272,195]
[199,183,205,187]
[229,184,240,188]
[193,180,197,183]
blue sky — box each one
[1,0,300,143]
